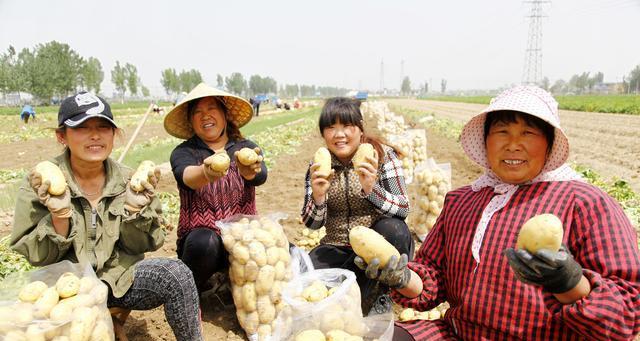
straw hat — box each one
[460,85,569,172]
[164,83,253,139]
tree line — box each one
[0,40,349,104]
[543,65,640,95]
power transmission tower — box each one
[522,0,549,85]
[380,59,385,92]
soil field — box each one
[389,99,640,193]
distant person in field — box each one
[252,96,261,116]
[359,86,640,340]
[301,97,412,315]
[20,104,36,123]
[11,91,203,341]
[164,82,267,293]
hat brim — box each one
[63,112,117,128]
[164,83,254,139]
[460,109,570,173]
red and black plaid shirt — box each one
[391,180,640,340]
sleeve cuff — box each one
[35,213,76,247]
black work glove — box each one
[354,254,411,289]
[504,245,583,294]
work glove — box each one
[504,245,583,294]
[202,155,227,182]
[235,147,264,180]
[354,254,411,289]
[124,168,160,213]
[28,170,72,219]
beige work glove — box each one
[124,168,160,213]
[235,147,264,180]
[28,170,72,219]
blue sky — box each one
[1,0,638,96]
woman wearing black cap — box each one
[11,91,203,341]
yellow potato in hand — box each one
[516,213,564,253]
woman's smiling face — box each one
[485,114,549,184]
[190,97,227,143]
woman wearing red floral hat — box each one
[357,86,640,340]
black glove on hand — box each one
[354,254,411,289]
[504,245,583,294]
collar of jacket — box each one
[55,150,128,199]
[330,151,351,171]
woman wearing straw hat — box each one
[165,83,267,293]
[355,86,640,340]
[12,91,203,341]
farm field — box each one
[0,99,638,340]
[388,98,640,193]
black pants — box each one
[177,228,228,292]
[308,217,414,313]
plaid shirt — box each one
[301,145,409,245]
[392,180,640,340]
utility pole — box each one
[522,0,549,85]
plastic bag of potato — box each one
[0,260,114,340]
[386,129,427,185]
[273,268,393,341]
[219,213,306,341]
[407,158,451,242]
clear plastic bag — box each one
[387,129,428,184]
[408,158,452,241]
[0,260,114,340]
[273,268,394,341]
[218,213,312,341]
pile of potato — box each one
[397,302,450,322]
[278,269,372,341]
[0,272,112,341]
[221,216,293,340]
[294,328,364,341]
[407,162,451,240]
[360,101,406,137]
[387,129,427,184]
[295,227,326,251]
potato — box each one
[18,280,48,303]
[302,281,328,302]
[242,311,259,335]
[295,329,326,341]
[516,214,564,253]
[314,147,332,178]
[232,285,244,310]
[326,330,354,341]
[78,277,96,294]
[35,161,67,195]
[349,226,400,267]
[56,272,80,299]
[25,324,46,341]
[52,336,70,341]
[237,147,259,166]
[269,281,282,304]
[90,321,111,341]
[254,229,276,248]
[245,260,259,282]
[209,152,230,174]
[68,306,97,341]
[399,308,416,321]
[233,243,251,265]
[274,261,286,281]
[266,247,280,266]
[320,314,344,332]
[230,262,246,286]
[3,330,27,341]
[257,324,272,339]
[89,284,108,305]
[256,295,276,323]
[130,160,155,192]
[50,302,73,323]
[255,265,275,295]
[243,283,257,312]
[351,143,375,171]
[34,287,59,318]
[249,241,267,267]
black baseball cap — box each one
[58,91,117,128]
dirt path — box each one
[389,99,640,193]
